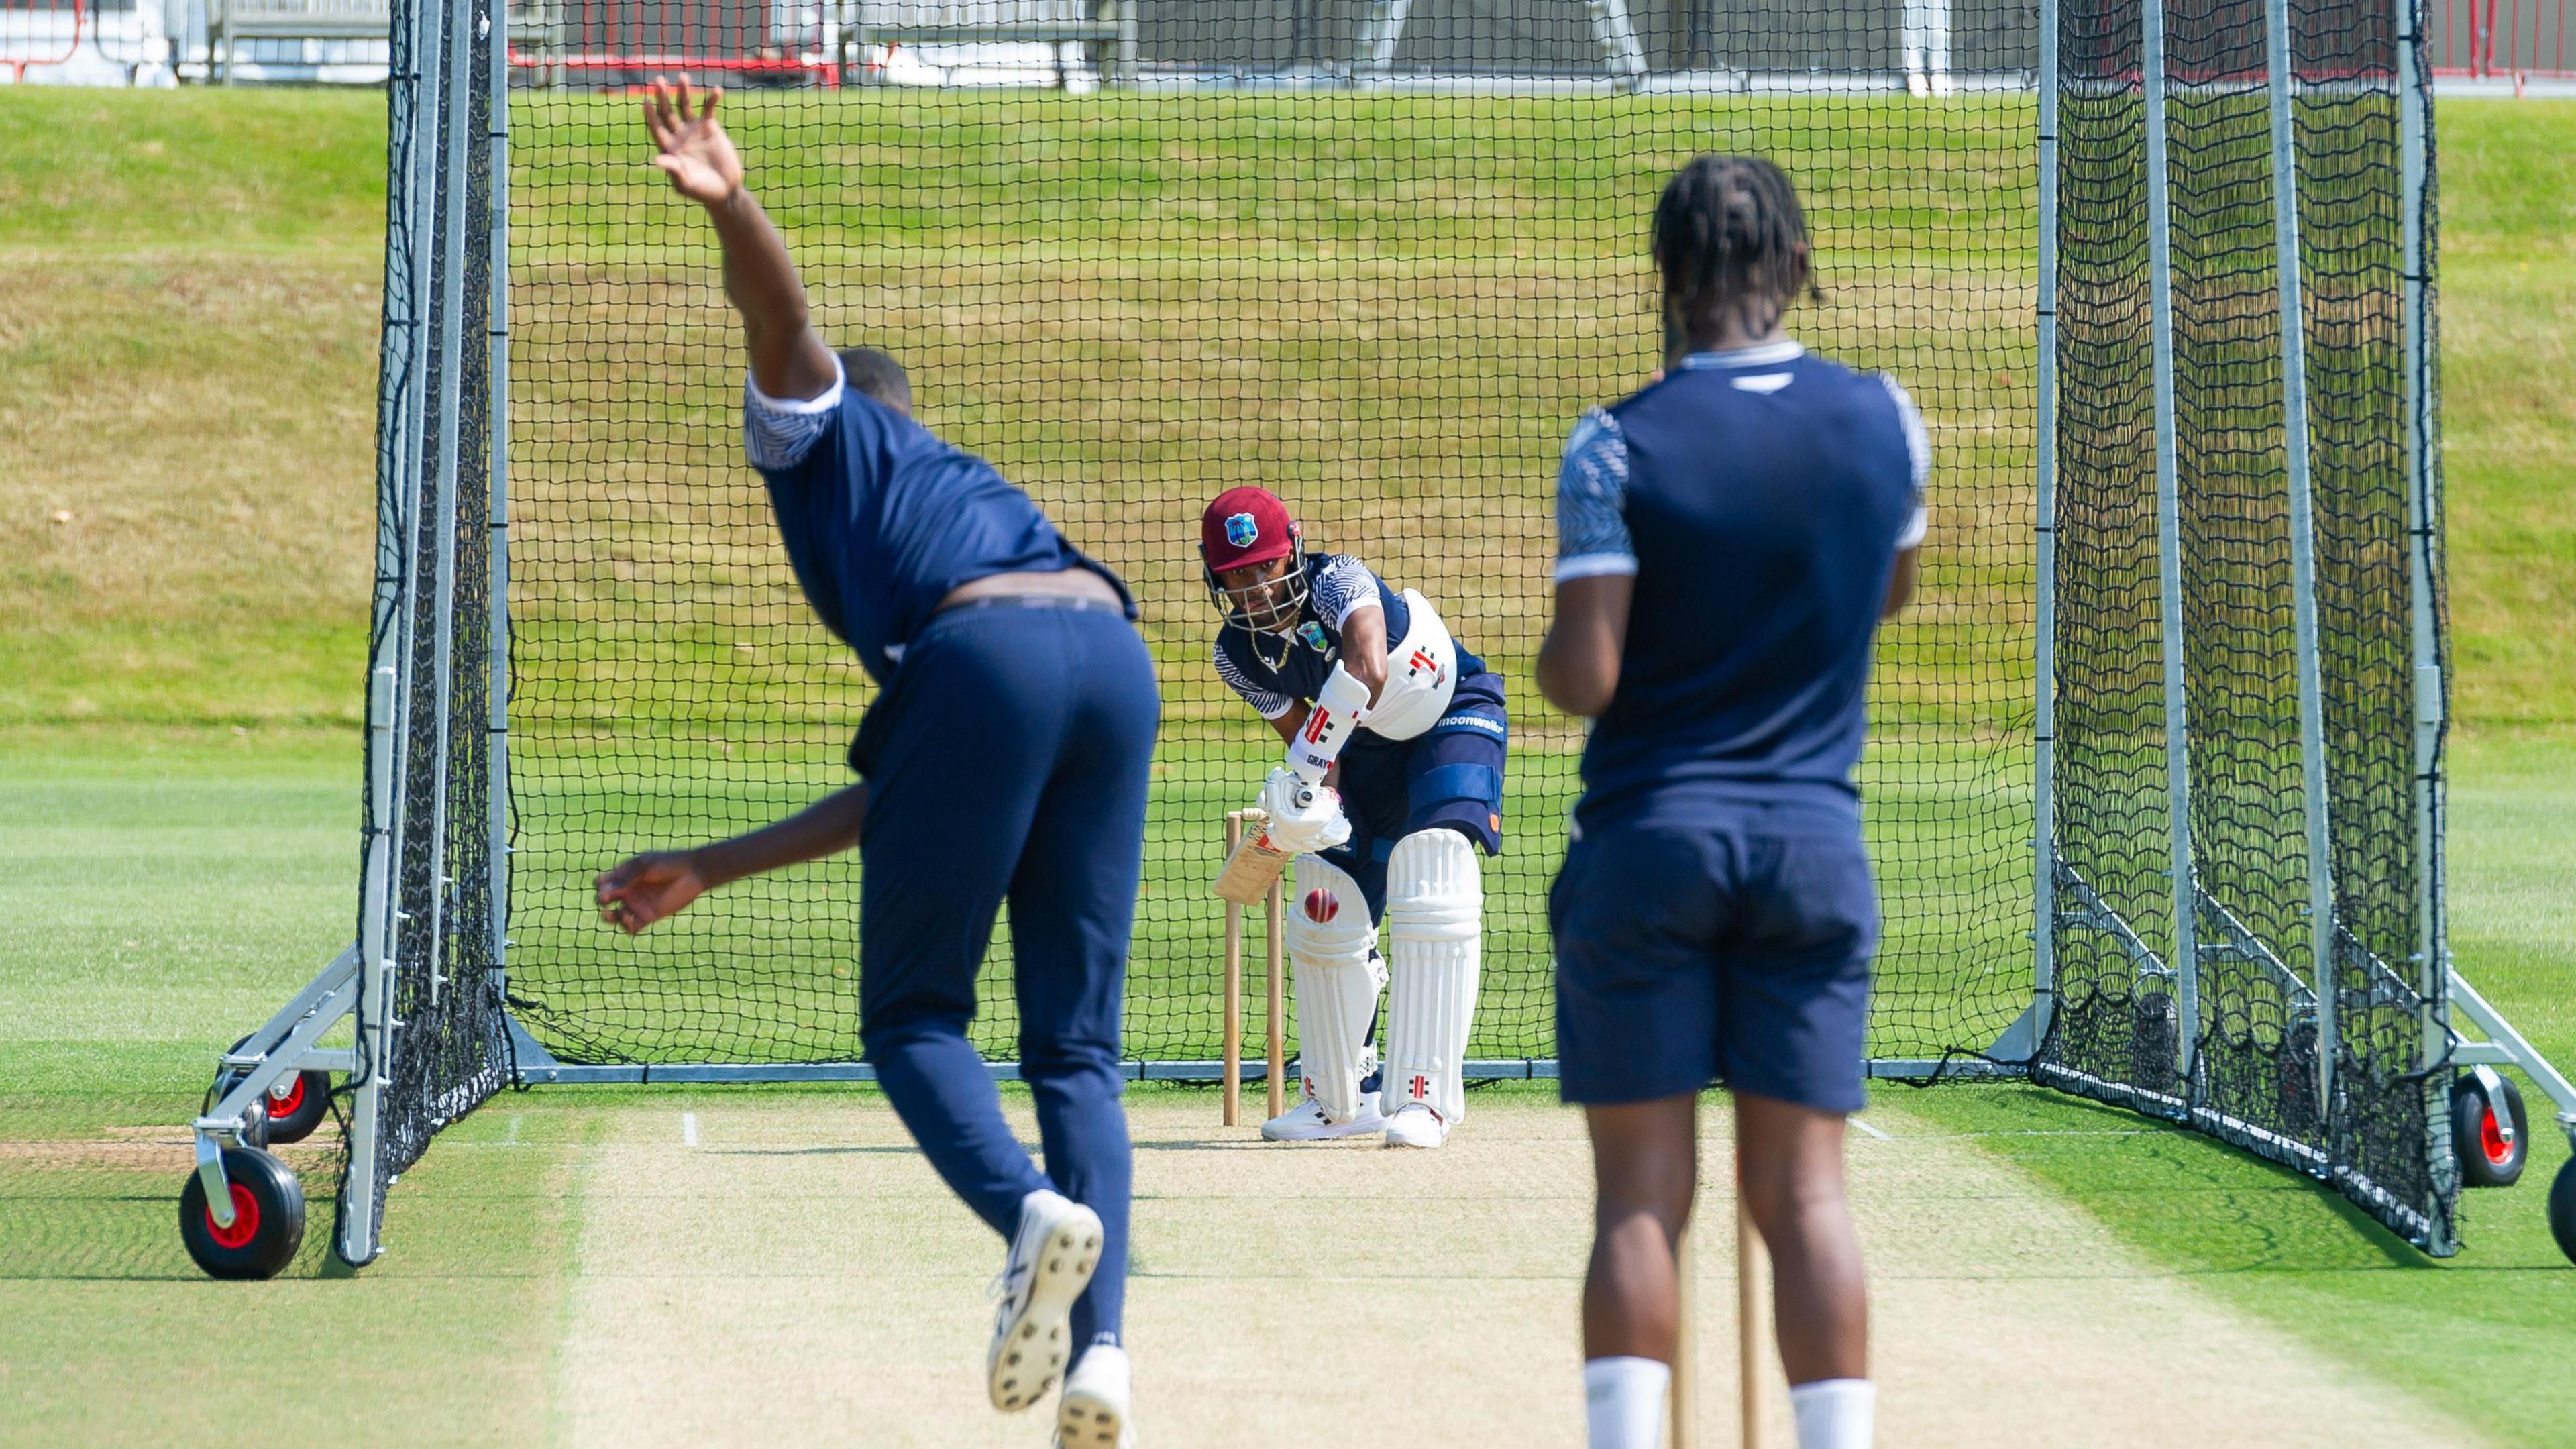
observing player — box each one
[1536,155,1924,1449]
[1199,486,1508,1149]
[593,82,1155,1449]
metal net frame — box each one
[337,0,515,1263]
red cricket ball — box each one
[1303,887,1339,924]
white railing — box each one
[211,0,388,81]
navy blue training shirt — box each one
[1554,341,1928,823]
[745,354,1132,683]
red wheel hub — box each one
[268,1075,304,1118]
[207,1183,261,1250]
[2482,1106,2514,1166]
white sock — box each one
[1789,1377,1876,1449]
[1583,1356,1668,1449]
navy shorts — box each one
[1549,799,1877,1112]
[1320,669,1507,922]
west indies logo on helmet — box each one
[1199,486,1309,635]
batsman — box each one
[1200,486,1507,1149]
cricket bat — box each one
[1211,808,1292,906]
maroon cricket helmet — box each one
[1199,486,1299,575]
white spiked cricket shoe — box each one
[1053,1342,1135,1449]
[1381,1101,1450,1150]
[989,1189,1103,1413]
[1260,1085,1387,1142]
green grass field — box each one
[3,87,2574,1446]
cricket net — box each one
[2039,0,2455,1248]
[496,0,2043,1079]
[265,0,2491,1273]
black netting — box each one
[498,4,2039,1074]
[2041,0,2451,1247]
[2165,0,2321,1158]
[2046,0,2191,1110]
[2304,0,2447,1243]
[346,0,513,1251]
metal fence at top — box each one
[495,0,2041,88]
[14,0,2568,89]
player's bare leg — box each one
[1734,1092,1865,1378]
[1580,1093,1696,1446]
[1582,1093,1697,1359]
[1737,1090,1872,1447]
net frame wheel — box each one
[258,1070,333,1145]
[2451,1069,2529,1189]
[178,1144,307,1281]
[206,1032,333,1146]
[2547,1156,2576,1265]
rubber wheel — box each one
[178,1145,305,1280]
[2453,1072,2530,1189]
[258,1070,333,1145]
[206,1034,330,1145]
[2548,1158,2576,1265]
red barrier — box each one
[2435,0,2572,79]
[1,0,87,80]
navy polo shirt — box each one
[745,354,1131,684]
[1554,341,1929,825]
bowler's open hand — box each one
[642,77,741,206]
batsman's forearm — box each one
[695,782,869,888]
[1338,605,1389,701]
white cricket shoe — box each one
[989,1189,1103,1413]
[1261,1087,1387,1142]
[1382,1101,1450,1149]
[1054,1342,1134,1449]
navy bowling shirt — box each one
[1554,341,1929,824]
[1212,552,1487,734]
[744,353,1132,684]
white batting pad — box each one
[1383,828,1482,1124]
[1282,854,1384,1123]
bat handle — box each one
[1292,785,1315,810]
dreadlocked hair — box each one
[1651,154,1817,354]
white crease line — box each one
[681,1112,699,1148]
[504,1114,522,1146]
[1850,1116,1894,1142]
